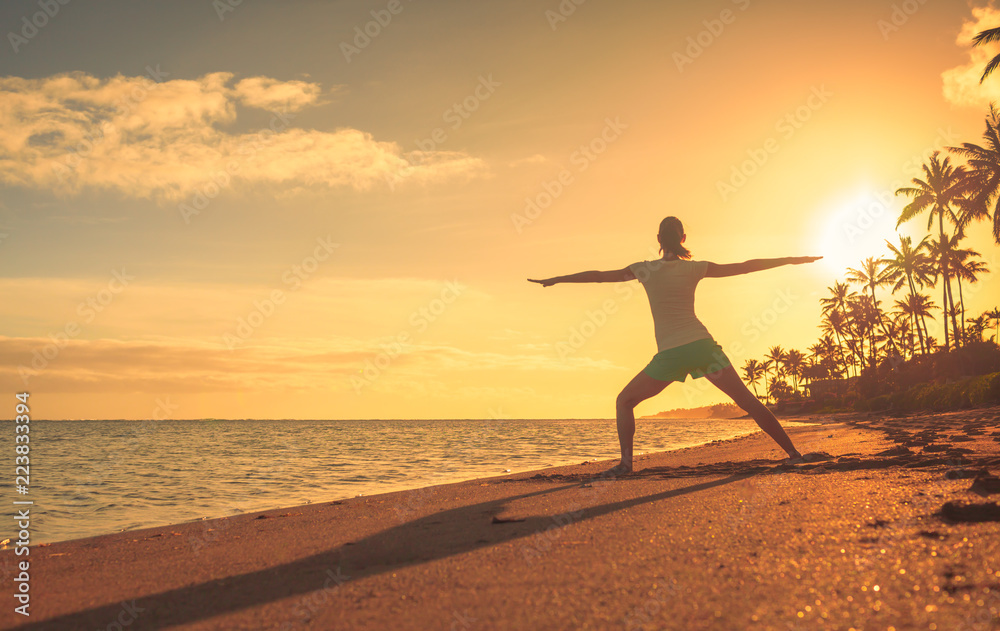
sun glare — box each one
[815,190,908,276]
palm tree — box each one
[879,314,907,367]
[972,26,1000,82]
[967,314,990,344]
[883,235,934,354]
[987,307,1000,342]
[742,359,763,401]
[765,346,786,385]
[759,359,773,403]
[891,305,917,358]
[820,281,856,375]
[951,246,989,344]
[767,376,791,404]
[817,335,844,378]
[950,105,1000,244]
[846,256,896,358]
[894,293,937,358]
[846,294,879,370]
[924,233,964,349]
[896,152,967,351]
[784,349,805,392]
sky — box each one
[1,0,999,420]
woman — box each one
[529,216,820,474]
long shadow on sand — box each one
[518,449,998,482]
[23,473,750,630]
[27,445,1000,629]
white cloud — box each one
[942,5,1000,107]
[231,76,325,111]
[0,71,486,201]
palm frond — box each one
[981,53,1000,83]
[973,26,1000,47]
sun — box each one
[814,190,911,276]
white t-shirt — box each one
[628,259,712,353]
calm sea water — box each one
[0,418,812,544]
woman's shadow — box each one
[26,472,750,630]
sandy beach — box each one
[4,408,1000,630]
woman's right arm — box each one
[528,267,636,287]
[705,256,821,278]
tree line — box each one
[741,103,1000,404]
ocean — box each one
[0,418,813,544]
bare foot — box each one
[600,462,633,477]
[780,452,804,465]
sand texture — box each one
[3,408,1000,630]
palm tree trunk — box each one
[939,212,951,352]
[839,304,856,377]
[871,283,896,359]
[907,276,927,355]
[946,273,960,349]
[957,274,966,346]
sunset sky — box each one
[2,0,999,420]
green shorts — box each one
[641,338,732,382]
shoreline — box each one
[5,407,999,629]
[21,417,822,546]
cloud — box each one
[942,5,1000,107]
[0,335,620,397]
[507,154,547,168]
[0,71,486,201]
[231,76,325,111]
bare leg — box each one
[703,364,801,459]
[612,371,671,472]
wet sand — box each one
[3,407,1000,630]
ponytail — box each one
[658,216,691,260]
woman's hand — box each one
[788,256,823,265]
[528,278,558,287]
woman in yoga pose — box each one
[529,216,820,474]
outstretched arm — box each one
[528,267,636,287]
[705,256,821,278]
